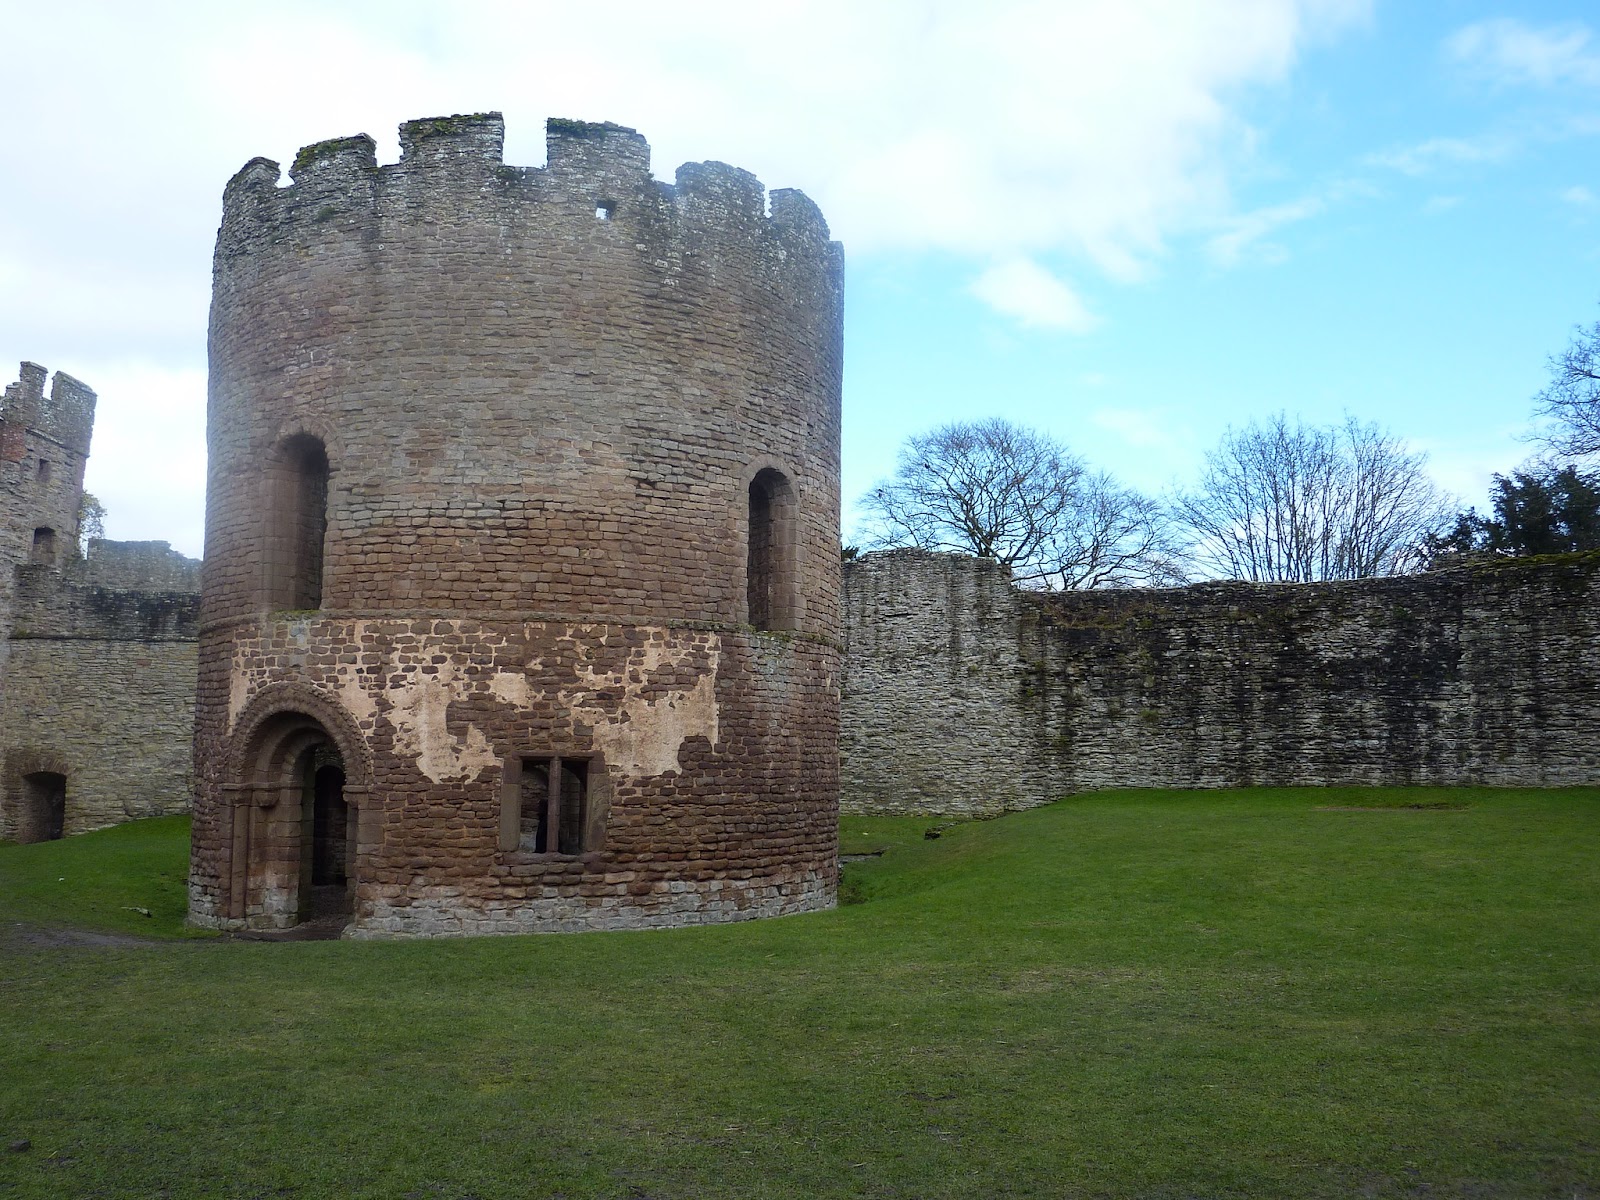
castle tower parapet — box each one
[1,362,94,580]
[3,362,95,459]
[213,113,841,290]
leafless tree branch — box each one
[1174,413,1453,582]
[860,419,1185,589]
[1532,316,1600,459]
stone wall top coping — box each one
[846,547,1600,605]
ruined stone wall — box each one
[1,546,201,840]
[0,364,95,751]
[1,362,202,842]
[194,114,843,935]
[840,551,1058,814]
[842,548,1600,814]
[0,363,94,587]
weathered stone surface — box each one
[842,548,1600,814]
[0,363,202,841]
[192,115,844,936]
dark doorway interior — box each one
[21,771,67,842]
[311,765,348,886]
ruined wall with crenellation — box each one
[1,361,202,841]
[842,548,1600,814]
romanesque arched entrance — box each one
[225,706,363,930]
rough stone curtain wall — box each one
[2,549,201,839]
[1,362,203,842]
[842,548,1600,815]
[1,636,198,837]
[193,114,843,936]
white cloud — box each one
[1,0,1373,541]
[1410,424,1544,512]
[1205,195,1325,265]
[1422,194,1463,215]
[1447,18,1600,89]
[4,1,1374,312]
[1366,134,1514,177]
[1089,406,1190,453]
[1561,185,1597,207]
[971,259,1099,333]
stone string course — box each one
[842,548,1600,815]
[192,114,844,936]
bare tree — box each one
[859,419,1185,589]
[1174,414,1452,582]
[1042,471,1188,589]
[1533,316,1600,458]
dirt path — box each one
[0,920,166,951]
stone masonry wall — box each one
[841,551,1058,813]
[194,114,843,935]
[1,362,203,843]
[842,548,1600,814]
[188,617,836,936]
[2,546,201,839]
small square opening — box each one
[594,201,614,221]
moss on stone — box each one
[407,114,497,139]
[291,137,359,176]
[546,117,635,140]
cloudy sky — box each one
[4,0,1598,558]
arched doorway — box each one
[228,709,355,930]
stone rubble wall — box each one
[187,616,837,935]
[2,550,201,839]
[194,115,843,934]
[1,638,198,837]
[1,361,204,842]
[842,548,1600,815]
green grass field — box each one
[2,788,1597,1199]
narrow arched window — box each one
[264,435,329,610]
[31,527,56,565]
[747,467,797,631]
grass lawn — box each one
[1,787,1597,1199]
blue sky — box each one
[3,1,1598,558]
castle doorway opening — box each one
[294,750,351,928]
[20,771,66,842]
[311,765,348,887]
[228,708,358,932]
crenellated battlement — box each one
[216,113,837,273]
[398,112,504,168]
[2,362,95,454]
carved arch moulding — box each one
[224,680,374,800]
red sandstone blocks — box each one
[192,116,843,936]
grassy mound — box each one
[2,788,1597,1199]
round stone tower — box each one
[189,114,843,936]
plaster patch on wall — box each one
[560,636,721,777]
[488,670,532,707]
[228,658,252,730]
[333,660,379,730]
[227,622,380,734]
[386,658,499,784]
